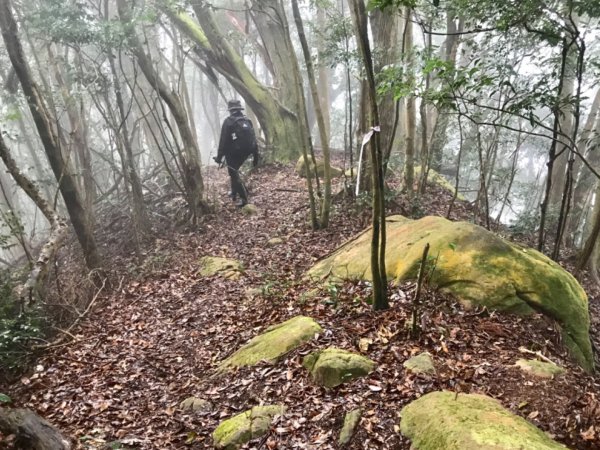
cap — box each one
[227,99,244,111]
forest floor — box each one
[2,162,600,449]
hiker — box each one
[214,99,259,207]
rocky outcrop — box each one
[303,348,375,388]
[307,215,593,372]
[219,316,321,370]
[400,391,567,449]
[212,405,285,449]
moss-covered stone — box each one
[403,352,436,375]
[400,391,567,449]
[307,215,593,372]
[198,256,243,280]
[241,204,258,216]
[180,396,211,412]
[339,408,362,447]
[295,156,342,178]
[219,316,321,370]
[212,405,285,449]
[267,237,284,246]
[303,348,375,388]
[515,359,566,379]
[414,166,465,200]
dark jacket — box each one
[216,111,258,167]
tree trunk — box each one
[371,8,400,168]
[0,0,101,269]
[0,408,71,450]
[404,8,415,194]
[162,4,302,161]
[46,44,96,226]
[576,181,600,273]
[117,0,205,220]
[349,0,388,311]
[250,0,300,111]
[0,134,67,307]
[291,0,332,228]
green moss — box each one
[198,256,243,279]
[241,204,258,216]
[400,391,567,449]
[307,216,593,372]
[403,352,436,375]
[339,408,362,446]
[414,166,465,200]
[303,348,375,388]
[213,405,285,449]
[295,156,342,178]
[219,316,321,370]
[515,359,566,379]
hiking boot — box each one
[228,191,237,201]
[236,199,248,208]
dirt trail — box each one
[5,165,600,449]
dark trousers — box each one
[226,157,247,202]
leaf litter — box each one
[2,163,600,449]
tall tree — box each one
[349,0,388,311]
[161,3,302,161]
[116,0,206,220]
[0,0,101,269]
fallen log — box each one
[0,407,71,449]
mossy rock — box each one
[515,359,566,379]
[307,215,592,372]
[339,408,362,446]
[212,405,285,449]
[219,316,321,370]
[198,256,243,280]
[414,166,465,200]
[180,396,211,412]
[303,348,375,388]
[295,156,343,179]
[400,391,567,449]
[267,237,284,246]
[403,352,436,375]
[241,204,258,216]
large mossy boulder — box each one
[212,405,285,449]
[219,316,321,370]
[303,348,375,388]
[307,215,592,372]
[295,156,342,178]
[400,391,566,449]
[198,256,243,279]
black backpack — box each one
[231,115,256,156]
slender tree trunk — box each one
[0,0,101,269]
[291,0,332,228]
[117,0,206,220]
[0,133,67,307]
[349,0,388,311]
[404,8,415,195]
[47,44,96,226]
